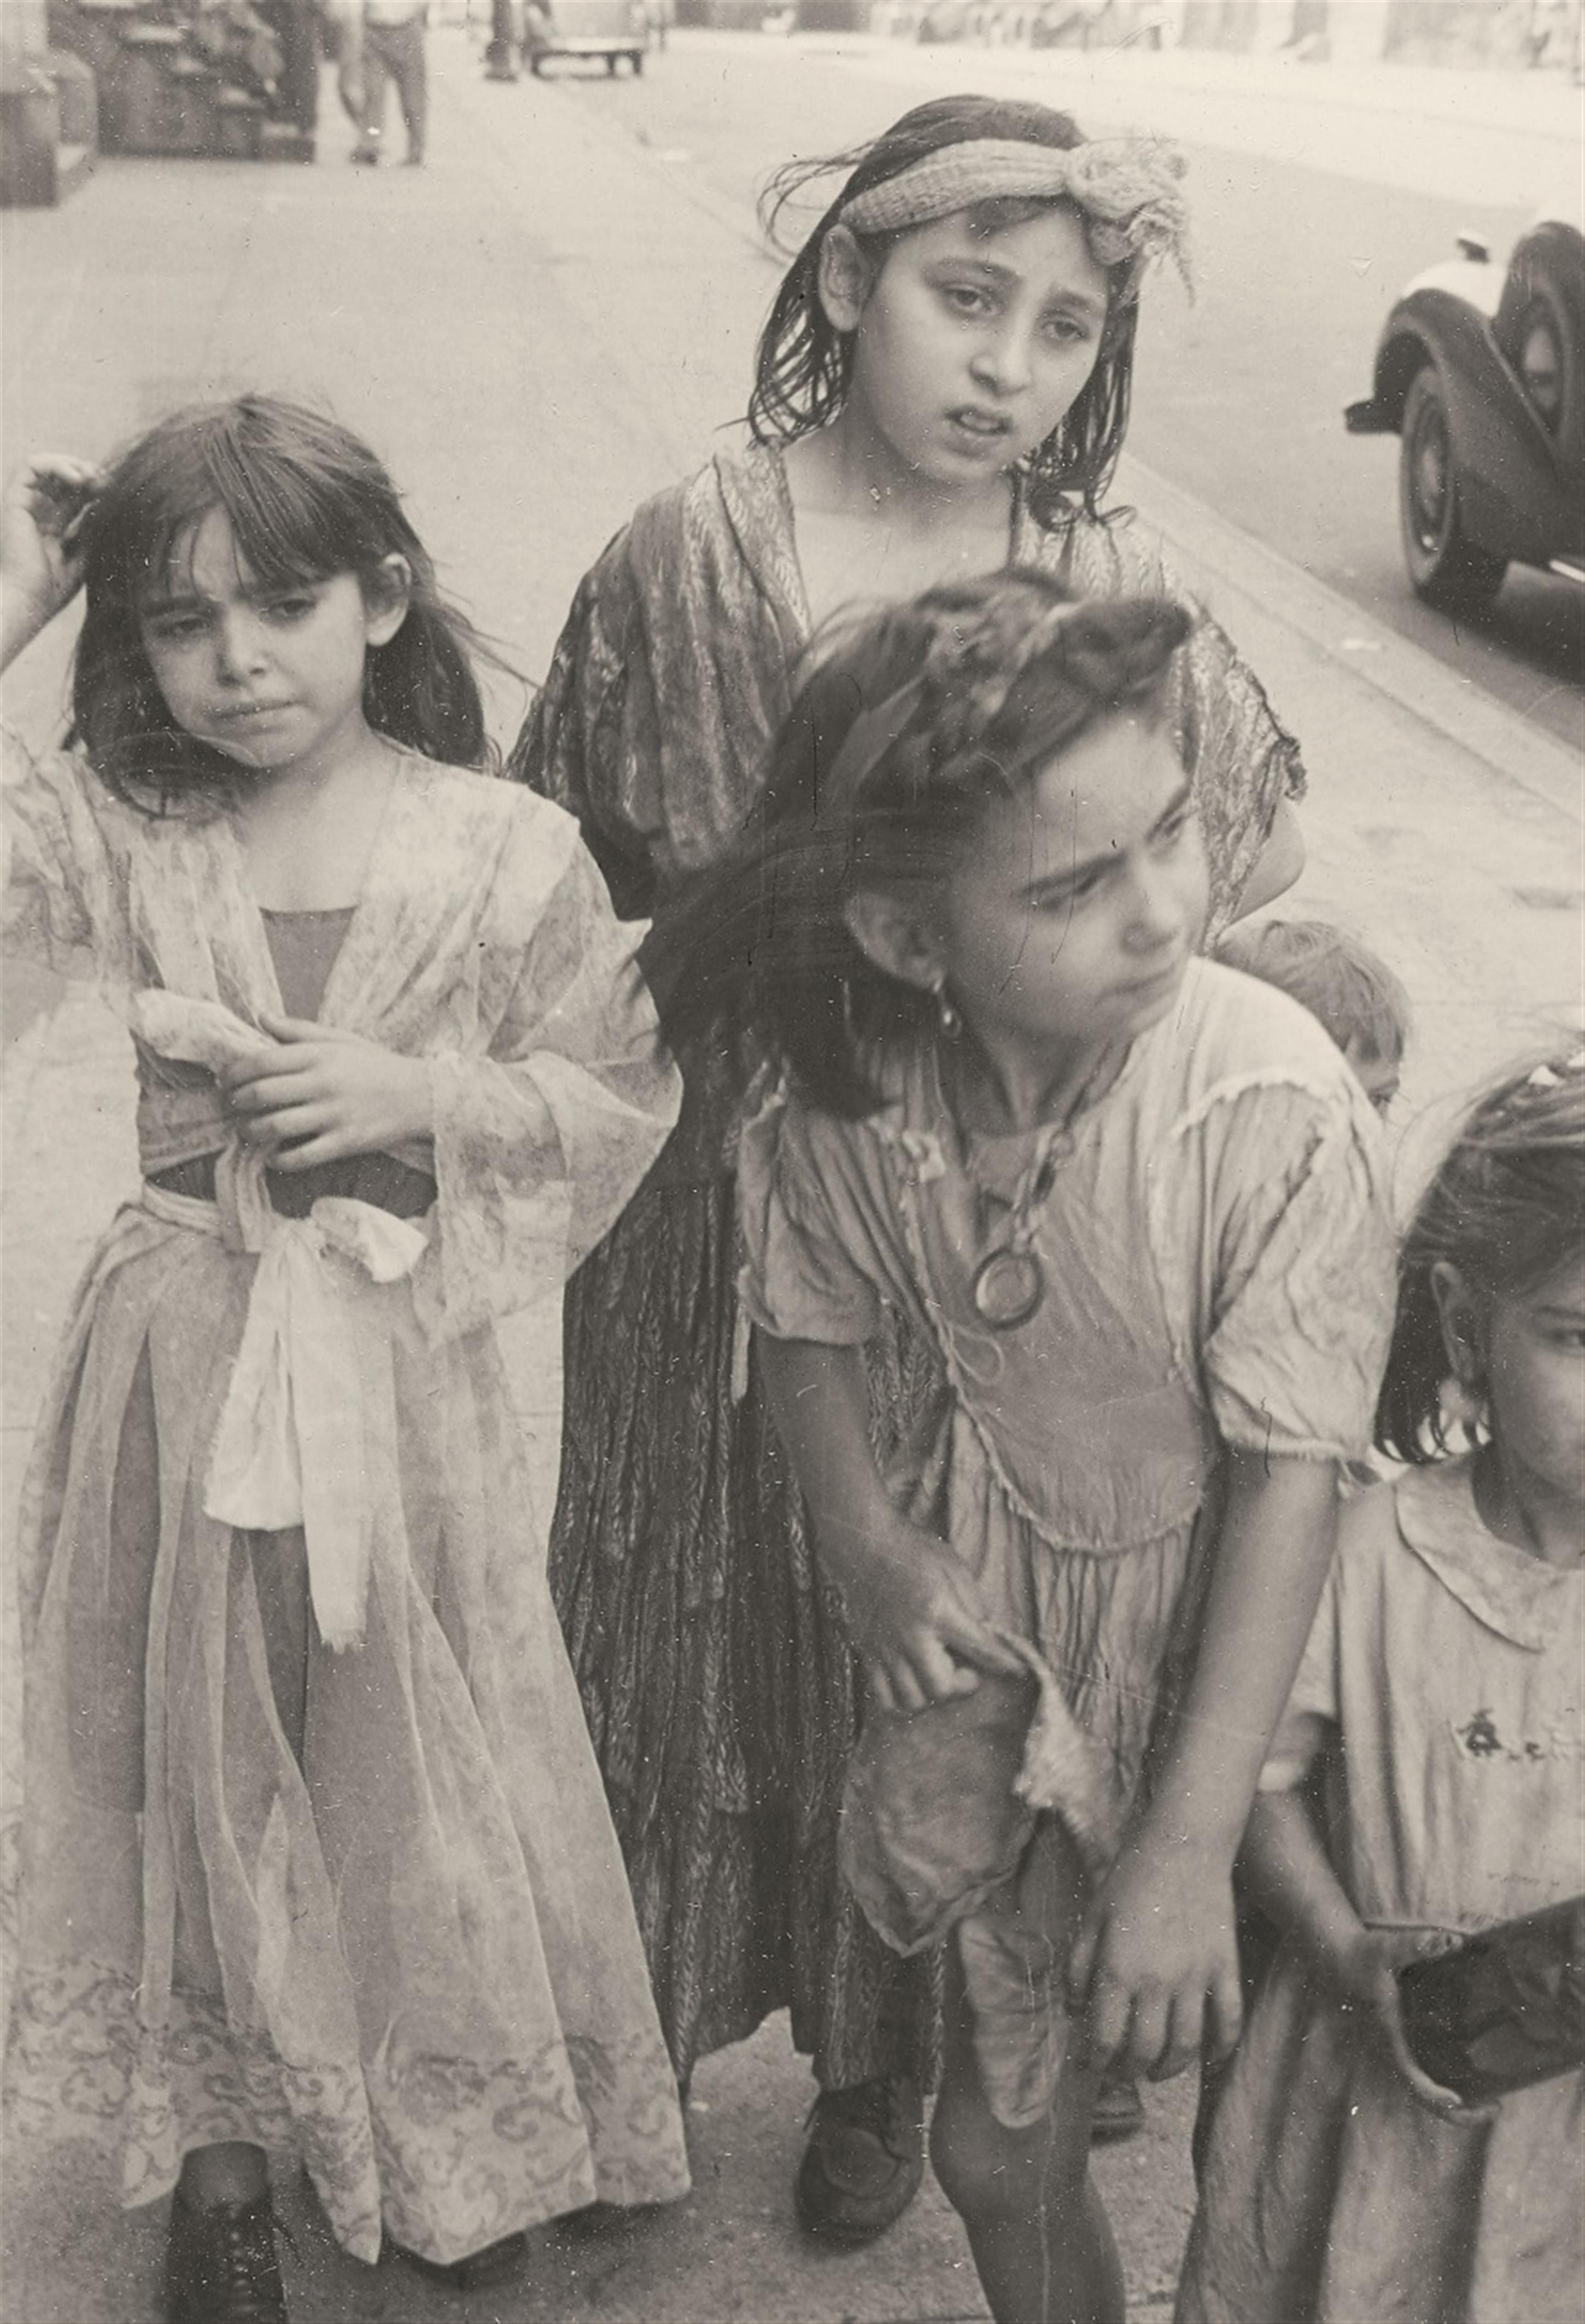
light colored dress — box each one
[0,740,692,2267]
[512,440,1309,2094]
[737,957,1395,2124]
[1177,1458,1585,2324]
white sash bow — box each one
[145,1144,429,1650]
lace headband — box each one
[838,135,1191,297]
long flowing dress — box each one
[1177,1459,1585,2324]
[735,960,1396,2127]
[0,741,692,2267]
[510,439,1308,2093]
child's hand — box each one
[1069,1847,1243,2083]
[1333,1928,1499,2128]
[1,457,100,646]
[839,1522,1027,1713]
[220,1013,433,1169]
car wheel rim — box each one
[1520,318,1564,429]
[1408,406,1450,554]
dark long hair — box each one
[748,96,1143,524]
[1376,1053,1585,1463]
[71,395,501,813]
[647,572,1190,1120]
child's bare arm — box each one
[1071,1447,1338,2081]
[1244,1784,1496,2124]
[757,1333,1023,1711]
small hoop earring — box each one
[932,977,960,1040]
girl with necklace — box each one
[656,574,1393,2323]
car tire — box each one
[1495,222,1584,466]
[1512,283,1583,465]
[1398,366,1507,613]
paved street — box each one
[1,19,1581,2321]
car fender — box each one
[1348,289,1568,564]
[1398,256,1504,320]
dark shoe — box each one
[350,144,378,166]
[1090,2071,1146,2145]
[794,2075,923,2248]
[389,2231,527,2290]
[166,2185,286,2323]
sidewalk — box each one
[1,23,1580,2321]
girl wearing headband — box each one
[509,92,1307,2244]
[653,572,1392,2324]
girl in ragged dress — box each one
[0,400,689,2323]
[650,573,1394,2323]
[1178,1053,1585,2324]
[510,92,1306,2239]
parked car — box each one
[522,0,650,73]
[1346,203,1584,611]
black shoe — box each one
[1090,2071,1146,2145]
[794,2075,923,2248]
[166,2185,286,2323]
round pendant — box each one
[971,1247,1045,1330]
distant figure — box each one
[254,0,321,141]
[485,0,520,79]
[342,0,429,166]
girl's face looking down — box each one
[822,204,1110,492]
[138,504,409,780]
[1437,1249,1585,1555]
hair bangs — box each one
[70,395,503,811]
[651,576,1192,1119]
[748,95,1145,518]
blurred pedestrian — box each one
[254,0,321,141]
[346,0,429,166]
[485,0,520,78]
[0,398,688,2323]
[510,92,1308,2254]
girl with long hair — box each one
[657,571,1392,2321]
[511,92,1306,2238]
[0,398,689,2320]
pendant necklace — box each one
[965,1041,1125,1331]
